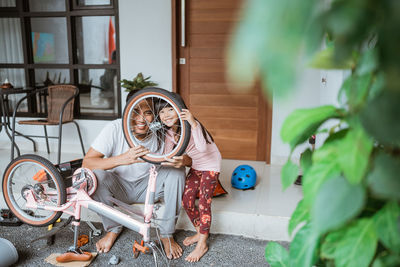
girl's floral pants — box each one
[182,168,219,234]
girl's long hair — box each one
[156,93,214,144]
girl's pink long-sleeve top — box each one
[164,121,222,172]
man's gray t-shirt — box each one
[91,119,162,182]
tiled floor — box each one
[0,148,302,241]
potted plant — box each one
[229,0,400,266]
[120,72,158,93]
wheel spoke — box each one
[124,90,190,162]
[6,160,60,222]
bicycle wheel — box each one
[122,87,191,164]
[2,154,66,227]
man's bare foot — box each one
[183,233,200,246]
[185,240,208,262]
[96,231,119,253]
[161,237,183,259]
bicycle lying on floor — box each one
[2,88,191,266]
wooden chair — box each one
[13,85,85,164]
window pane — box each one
[34,69,70,86]
[0,68,25,88]
[31,17,68,64]
[78,0,110,6]
[29,0,66,12]
[0,18,23,63]
[0,68,28,112]
[0,0,16,7]
[78,68,118,115]
[76,16,116,64]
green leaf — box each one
[300,149,312,176]
[281,160,299,190]
[289,224,319,267]
[227,0,321,97]
[288,200,309,236]
[368,72,385,101]
[265,242,289,267]
[226,0,269,94]
[338,75,352,105]
[325,0,365,36]
[337,123,373,184]
[374,201,400,253]
[338,73,374,109]
[324,128,349,144]
[356,48,378,76]
[302,160,339,208]
[367,152,400,201]
[281,105,342,150]
[302,139,342,208]
[349,73,372,109]
[309,46,354,69]
[321,228,347,260]
[333,218,377,267]
[361,90,400,146]
[372,253,400,267]
[311,176,366,235]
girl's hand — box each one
[161,155,192,168]
[180,109,197,127]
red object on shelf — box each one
[108,18,116,64]
[1,83,13,89]
[1,78,13,89]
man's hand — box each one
[161,155,192,168]
[118,146,149,165]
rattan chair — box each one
[12,85,85,164]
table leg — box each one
[1,96,37,154]
[1,97,20,160]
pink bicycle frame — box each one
[24,166,159,242]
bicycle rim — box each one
[122,88,190,164]
[2,155,66,226]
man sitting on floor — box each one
[82,91,191,259]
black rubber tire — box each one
[122,87,191,164]
[2,154,66,227]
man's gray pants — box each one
[92,166,185,237]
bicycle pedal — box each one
[77,234,89,247]
[132,240,150,258]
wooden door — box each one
[173,0,272,162]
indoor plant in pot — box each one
[120,72,158,93]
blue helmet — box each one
[231,165,257,189]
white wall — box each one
[0,0,344,166]
[270,69,345,165]
[119,0,173,107]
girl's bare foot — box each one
[185,233,209,262]
[183,226,200,246]
[96,231,119,253]
[183,233,200,246]
[161,237,183,259]
[185,241,208,262]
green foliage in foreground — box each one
[228,0,400,266]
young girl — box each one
[157,97,222,262]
